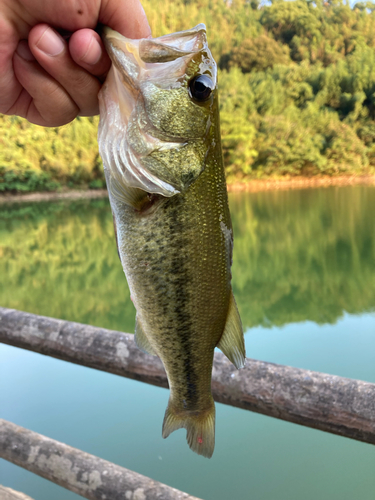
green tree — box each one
[2,0,375,190]
[229,35,291,73]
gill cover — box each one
[98,24,217,204]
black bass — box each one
[98,24,245,458]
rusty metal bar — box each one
[1,307,375,445]
[0,420,200,500]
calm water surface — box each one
[1,186,375,499]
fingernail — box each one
[36,27,65,56]
[16,40,36,61]
[82,37,102,65]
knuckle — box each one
[37,86,78,126]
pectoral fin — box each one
[217,291,246,369]
[135,316,157,356]
[108,176,150,211]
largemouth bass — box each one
[98,24,245,458]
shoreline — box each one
[1,175,375,204]
[227,175,375,192]
[0,189,109,204]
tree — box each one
[230,35,291,73]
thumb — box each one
[99,0,151,39]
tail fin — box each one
[162,400,216,458]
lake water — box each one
[1,186,375,500]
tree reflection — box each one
[1,186,374,333]
[230,186,375,328]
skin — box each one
[0,0,151,126]
[111,101,232,458]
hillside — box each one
[2,0,375,192]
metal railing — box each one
[1,307,375,499]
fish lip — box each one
[100,24,216,92]
[101,23,208,56]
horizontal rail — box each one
[0,420,201,500]
[0,485,34,500]
[1,307,375,445]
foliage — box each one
[3,0,375,191]
[227,35,291,73]
[0,115,103,192]
[0,167,60,193]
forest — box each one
[2,0,375,192]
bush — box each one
[89,179,106,190]
[0,167,60,193]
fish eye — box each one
[188,75,214,102]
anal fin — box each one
[135,315,157,356]
[217,291,246,369]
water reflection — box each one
[230,186,375,328]
[0,199,135,333]
[2,187,375,500]
[1,185,374,332]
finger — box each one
[28,24,101,116]
[0,18,22,114]
[100,0,151,39]
[11,40,79,126]
[69,29,111,79]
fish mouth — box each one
[98,25,217,199]
[102,23,207,61]
[100,24,216,92]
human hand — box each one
[0,0,151,126]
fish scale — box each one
[98,24,245,458]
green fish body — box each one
[98,25,245,458]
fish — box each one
[97,24,245,458]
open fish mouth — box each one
[98,25,218,199]
[101,24,216,89]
